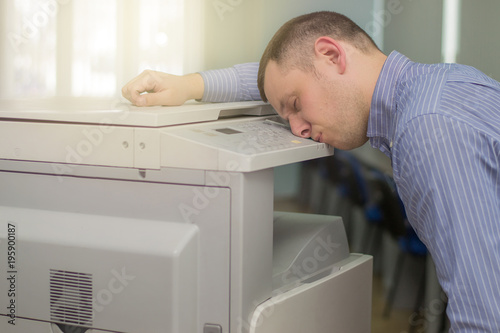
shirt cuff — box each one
[199,67,241,102]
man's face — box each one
[263,60,369,150]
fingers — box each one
[121,71,204,106]
[121,70,160,106]
[139,90,184,107]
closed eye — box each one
[293,98,300,112]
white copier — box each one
[0,98,372,333]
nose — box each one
[288,115,311,139]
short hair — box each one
[257,11,379,102]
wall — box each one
[382,0,443,63]
[203,0,380,70]
[457,0,500,80]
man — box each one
[122,11,500,332]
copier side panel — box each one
[0,169,231,333]
[206,169,274,333]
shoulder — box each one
[395,62,451,116]
[395,62,500,142]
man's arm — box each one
[121,62,260,106]
[199,62,261,102]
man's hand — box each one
[121,70,204,106]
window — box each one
[0,0,202,98]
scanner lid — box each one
[0,97,275,127]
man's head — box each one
[258,11,385,150]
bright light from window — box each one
[3,0,57,97]
[72,0,117,97]
[137,0,184,75]
[1,0,190,98]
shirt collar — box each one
[367,51,411,156]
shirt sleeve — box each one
[393,114,500,332]
[198,62,261,102]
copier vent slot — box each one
[49,269,94,330]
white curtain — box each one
[0,0,203,99]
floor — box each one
[274,198,419,333]
[371,273,416,333]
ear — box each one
[314,36,346,74]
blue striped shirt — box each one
[199,53,500,332]
[369,51,500,332]
[199,62,261,102]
